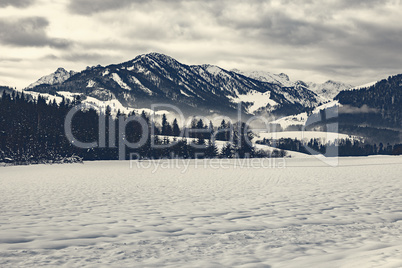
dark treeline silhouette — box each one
[0,91,283,165]
[257,138,402,156]
[335,74,402,129]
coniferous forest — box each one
[1,89,401,165]
[257,138,402,157]
[0,90,278,165]
[335,74,402,138]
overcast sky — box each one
[1,0,402,89]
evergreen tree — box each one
[205,139,218,158]
[221,142,234,158]
[172,118,181,137]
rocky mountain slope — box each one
[231,69,352,101]
[27,68,77,89]
[25,53,321,117]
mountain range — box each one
[23,53,352,118]
[1,53,401,143]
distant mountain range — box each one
[270,75,401,143]
[22,53,352,117]
[27,68,77,89]
[231,69,352,101]
[1,53,401,143]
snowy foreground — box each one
[1,156,402,267]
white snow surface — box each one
[232,69,295,87]
[128,75,153,95]
[1,156,402,267]
[231,69,352,102]
[102,69,110,76]
[86,80,96,88]
[229,91,278,114]
[352,81,378,90]
[111,73,131,91]
[272,101,341,129]
[307,81,353,100]
[26,68,76,89]
[19,90,169,117]
[204,65,223,76]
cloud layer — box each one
[0,17,71,48]
[0,0,35,8]
[1,0,402,89]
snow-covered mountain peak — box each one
[352,81,378,90]
[231,68,354,101]
[201,64,224,76]
[55,67,67,73]
[231,69,295,87]
[25,53,324,117]
[325,80,337,84]
[307,80,353,101]
[135,52,177,64]
[146,52,173,59]
[295,80,309,88]
[26,68,76,89]
[278,73,290,81]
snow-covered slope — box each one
[27,68,77,89]
[351,81,378,90]
[25,53,322,117]
[232,69,353,102]
[271,100,341,129]
[19,89,168,117]
[307,80,353,100]
[232,69,295,87]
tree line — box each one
[0,91,283,165]
[257,137,402,156]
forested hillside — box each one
[0,91,274,164]
[336,74,402,128]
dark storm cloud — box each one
[62,0,402,81]
[336,0,387,8]
[68,0,145,15]
[0,0,35,8]
[0,57,22,62]
[0,17,72,48]
[211,0,402,77]
[217,10,344,47]
[68,0,219,15]
[62,52,118,65]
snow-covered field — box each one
[1,156,402,267]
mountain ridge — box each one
[24,52,322,117]
[27,67,77,89]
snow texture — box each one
[1,156,402,267]
[20,90,168,117]
[307,80,353,101]
[272,101,341,129]
[232,69,353,102]
[232,69,295,87]
[228,91,278,114]
[111,73,131,91]
[86,80,96,88]
[26,68,76,89]
[352,81,379,90]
